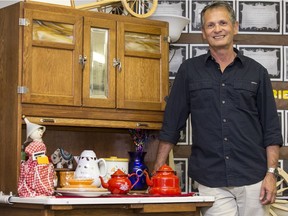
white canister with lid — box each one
[102,156,129,181]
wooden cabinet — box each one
[16,2,168,128]
[22,4,168,112]
[0,2,168,194]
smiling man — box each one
[153,1,283,216]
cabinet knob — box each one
[79,55,87,70]
[113,58,122,71]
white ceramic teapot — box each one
[74,150,107,187]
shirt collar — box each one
[204,47,244,65]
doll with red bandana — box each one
[18,117,54,197]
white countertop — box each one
[2,194,214,205]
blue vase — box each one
[128,151,148,190]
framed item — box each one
[169,44,189,79]
[278,159,285,196]
[237,45,283,81]
[168,79,174,95]
[174,158,188,193]
[178,117,189,145]
[189,0,209,33]
[283,159,288,196]
[188,115,193,145]
[237,0,282,34]
[189,0,235,33]
[279,159,284,170]
[285,110,288,146]
[188,177,199,193]
[284,0,288,34]
[278,110,285,145]
[155,0,189,33]
[284,46,288,81]
[190,44,209,58]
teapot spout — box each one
[143,170,153,187]
[99,176,109,189]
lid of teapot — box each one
[157,164,175,172]
[111,169,127,176]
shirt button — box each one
[225,156,230,160]
[222,83,225,87]
[223,119,227,123]
[224,137,228,141]
[222,100,226,104]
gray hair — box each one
[201,1,236,27]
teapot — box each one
[74,150,107,187]
[99,169,139,194]
[143,164,181,195]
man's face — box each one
[201,7,238,50]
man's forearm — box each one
[153,141,174,172]
[266,145,280,168]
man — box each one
[154,1,283,216]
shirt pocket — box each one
[231,80,258,112]
[189,81,213,110]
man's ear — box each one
[233,21,239,35]
[202,28,207,40]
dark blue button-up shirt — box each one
[159,49,283,187]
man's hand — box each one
[152,141,174,174]
[259,173,277,205]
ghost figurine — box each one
[17,117,54,197]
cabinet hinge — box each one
[17,86,28,94]
[19,18,30,26]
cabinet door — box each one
[82,17,116,108]
[117,22,169,111]
[22,9,83,106]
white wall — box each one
[0,0,22,9]
[0,0,75,9]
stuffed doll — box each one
[18,118,54,197]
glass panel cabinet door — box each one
[82,17,116,108]
[22,9,83,106]
[117,22,169,111]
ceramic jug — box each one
[74,150,107,187]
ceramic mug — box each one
[102,156,129,181]
[59,170,74,187]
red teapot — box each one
[143,164,181,195]
[99,169,139,194]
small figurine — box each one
[17,117,54,197]
[51,148,73,169]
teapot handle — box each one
[128,173,139,189]
[97,158,107,177]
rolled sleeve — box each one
[159,63,190,145]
